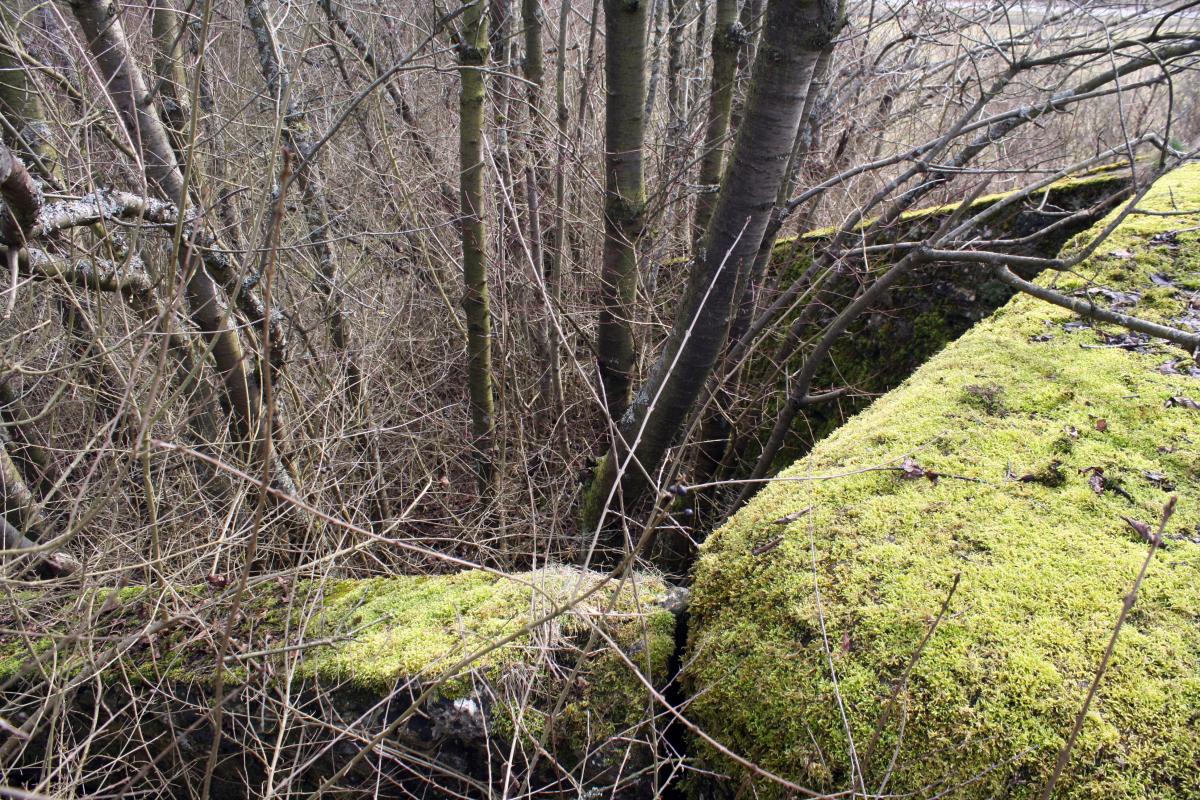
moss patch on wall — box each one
[685,164,1200,798]
[735,167,1131,474]
[0,567,676,786]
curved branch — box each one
[993,265,1200,353]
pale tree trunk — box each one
[150,0,192,167]
[583,0,842,565]
[459,1,498,493]
[245,0,362,409]
[68,0,303,504]
[597,0,649,427]
[690,0,738,245]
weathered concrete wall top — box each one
[685,165,1200,798]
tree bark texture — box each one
[597,0,649,427]
[690,0,739,245]
[459,1,498,492]
[694,44,833,484]
[0,6,57,177]
[150,0,193,166]
[68,0,301,500]
[585,0,842,552]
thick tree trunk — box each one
[459,2,498,492]
[583,0,842,561]
[690,0,738,245]
[694,44,832,484]
[597,0,649,427]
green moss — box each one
[0,567,675,765]
[299,567,668,690]
[685,164,1200,798]
[294,567,675,763]
[579,452,613,531]
[734,167,1131,475]
[784,165,1129,244]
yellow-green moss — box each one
[300,567,675,762]
[0,567,675,765]
[733,167,1131,474]
[685,164,1200,798]
[298,567,671,693]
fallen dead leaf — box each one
[1121,516,1160,546]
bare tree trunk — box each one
[644,0,667,121]
[459,1,498,493]
[523,0,544,96]
[0,7,56,178]
[150,0,193,167]
[729,0,764,130]
[694,44,832,484]
[521,0,562,414]
[665,0,686,150]
[690,0,738,245]
[583,0,842,563]
[597,0,649,427]
[68,0,303,502]
[543,0,572,415]
[245,0,362,409]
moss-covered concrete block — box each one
[1,567,679,797]
[685,165,1200,798]
[731,167,1132,475]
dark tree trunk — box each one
[596,0,649,428]
[583,0,843,567]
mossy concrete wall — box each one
[735,168,1131,474]
[685,164,1200,798]
[1,567,678,797]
